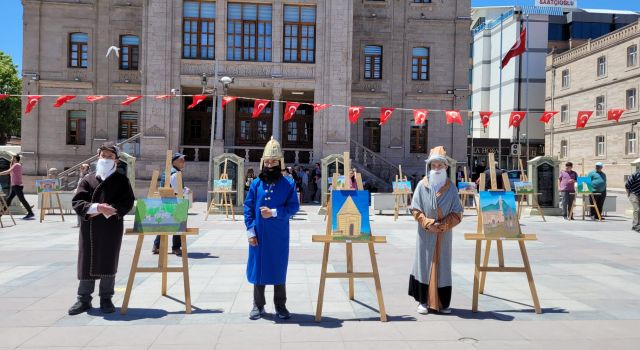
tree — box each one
[0,51,21,145]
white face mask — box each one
[96,158,116,179]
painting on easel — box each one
[133,198,189,233]
[392,181,412,193]
[328,175,346,189]
[457,181,477,193]
[330,190,370,240]
[213,179,233,192]
[35,179,61,193]
[479,191,520,238]
[576,176,593,194]
[514,181,534,194]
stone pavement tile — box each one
[407,340,476,350]
[560,320,640,340]
[0,326,46,348]
[337,321,404,342]
[0,298,39,312]
[215,343,279,350]
[281,341,346,350]
[216,324,281,345]
[149,345,213,350]
[393,321,463,341]
[86,325,166,347]
[0,310,63,327]
[152,325,222,345]
[16,347,81,350]
[21,326,106,347]
[341,340,412,350]
[280,323,343,342]
[449,320,525,341]
[82,347,148,350]
[470,340,540,350]
[512,320,582,340]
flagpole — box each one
[525,14,530,163]
[498,16,504,168]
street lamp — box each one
[206,74,234,204]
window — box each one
[560,139,568,159]
[597,56,606,77]
[626,132,637,155]
[283,5,316,63]
[627,88,637,110]
[596,95,605,117]
[67,111,86,145]
[227,3,272,61]
[548,23,569,41]
[561,69,569,88]
[413,0,432,3]
[570,22,613,40]
[410,125,428,153]
[119,35,139,70]
[560,104,568,123]
[183,0,215,59]
[627,45,638,67]
[118,112,138,140]
[69,33,88,68]
[363,119,381,152]
[235,100,273,145]
[364,45,382,79]
[283,103,313,148]
[595,135,605,156]
[412,47,430,81]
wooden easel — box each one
[313,152,388,322]
[205,159,236,221]
[121,150,199,314]
[569,159,602,221]
[393,165,411,221]
[458,166,478,211]
[0,192,16,227]
[515,159,546,221]
[469,153,541,314]
[40,188,65,223]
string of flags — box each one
[0,93,627,129]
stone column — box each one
[215,95,224,140]
[272,88,282,141]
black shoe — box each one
[249,305,266,320]
[275,305,291,320]
[100,298,116,313]
[152,246,159,255]
[23,213,35,220]
[68,300,91,315]
[172,248,182,257]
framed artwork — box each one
[328,175,346,189]
[35,179,61,193]
[213,179,233,192]
[514,181,534,194]
[133,198,189,233]
[479,191,521,238]
[331,190,370,240]
[576,176,593,194]
[393,181,412,193]
[457,182,477,193]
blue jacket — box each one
[244,176,299,285]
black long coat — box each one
[72,172,135,280]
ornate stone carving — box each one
[145,124,165,137]
[66,69,88,81]
[118,71,141,83]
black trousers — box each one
[77,277,115,303]
[5,185,34,215]
[253,284,287,308]
[154,235,181,250]
[590,191,606,218]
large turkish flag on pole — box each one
[501,28,527,69]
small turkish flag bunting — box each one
[576,111,593,129]
[313,103,331,113]
[539,111,559,124]
[252,99,270,118]
[53,95,76,108]
[155,95,172,100]
[508,111,527,128]
[0,94,9,100]
[445,110,463,125]
[86,95,106,102]
[25,96,42,114]
[379,108,394,126]
[284,102,301,121]
[607,109,625,122]
[348,106,365,124]
[221,96,238,108]
[479,111,492,128]
[187,95,207,109]
[120,95,143,106]
[413,109,428,125]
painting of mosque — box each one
[331,190,370,240]
[576,177,593,194]
[479,191,521,238]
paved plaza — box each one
[1,194,640,349]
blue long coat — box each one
[244,176,300,285]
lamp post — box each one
[206,74,234,204]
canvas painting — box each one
[328,175,346,189]
[393,181,412,193]
[133,198,189,233]
[576,176,593,194]
[514,181,534,194]
[35,179,61,193]
[479,191,521,238]
[331,190,370,240]
[213,179,233,192]
[457,182,477,193]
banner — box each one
[535,0,577,9]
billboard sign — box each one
[535,0,577,8]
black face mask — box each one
[260,165,283,184]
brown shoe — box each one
[172,248,182,257]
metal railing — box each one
[178,145,314,165]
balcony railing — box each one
[179,145,314,165]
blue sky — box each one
[1,1,640,73]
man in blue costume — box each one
[244,137,300,320]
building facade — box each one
[21,0,470,191]
[545,20,640,188]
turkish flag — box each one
[539,111,559,124]
[0,94,9,100]
[379,108,394,125]
[53,95,76,108]
[24,96,42,114]
[501,27,527,69]
[479,111,492,128]
[187,95,207,109]
[284,102,301,121]
[445,110,463,125]
[348,106,365,124]
[607,109,625,122]
[508,111,527,128]
[155,95,172,100]
[120,95,143,106]
[252,99,270,118]
[86,95,106,102]
[221,96,237,108]
[413,109,428,125]
[576,110,593,129]
[313,103,331,113]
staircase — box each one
[350,140,404,192]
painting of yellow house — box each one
[335,197,361,237]
[331,190,371,240]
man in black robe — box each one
[68,142,135,315]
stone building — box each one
[20,0,470,194]
[545,20,640,188]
